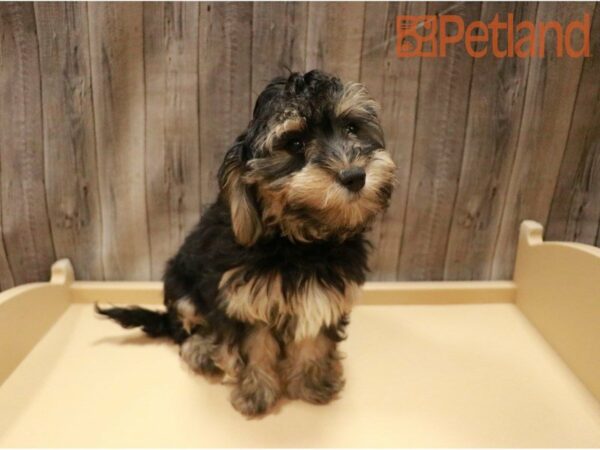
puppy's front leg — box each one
[231,324,281,417]
[282,332,344,404]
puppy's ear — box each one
[218,141,262,246]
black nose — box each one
[338,167,366,192]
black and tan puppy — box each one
[97,70,396,417]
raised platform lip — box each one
[0,220,600,304]
[66,279,517,305]
[0,220,598,307]
[520,219,600,257]
[0,282,57,309]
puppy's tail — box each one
[95,304,172,339]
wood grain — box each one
[0,2,598,284]
[0,116,13,290]
[397,2,481,281]
[198,2,253,209]
[0,249,13,291]
[0,3,56,285]
[88,3,151,280]
[0,7,15,291]
[546,4,600,247]
[444,2,537,280]
[251,2,308,104]
[491,2,594,279]
[306,2,365,81]
[35,2,104,281]
[0,218,13,290]
[143,2,201,280]
[360,2,425,280]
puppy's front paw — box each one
[286,359,345,404]
[230,368,280,417]
[180,334,223,377]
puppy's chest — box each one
[218,267,358,341]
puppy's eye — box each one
[346,123,358,135]
[289,139,305,153]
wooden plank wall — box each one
[0,1,598,287]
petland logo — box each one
[397,14,591,58]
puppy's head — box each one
[219,70,396,245]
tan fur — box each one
[335,82,380,118]
[231,325,281,416]
[257,116,306,152]
[242,324,281,364]
[222,166,263,246]
[293,279,357,340]
[248,149,395,243]
[220,270,287,327]
[283,149,396,241]
[212,343,243,384]
[180,332,243,383]
[219,269,358,341]
[244,151,296,186]
[281,332,344,404]
[258,184,288,228]
[180,334,217,373]
[284,332,333,365]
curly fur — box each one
[96,70,396,417]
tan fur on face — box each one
[258,179,332,242]
[257,116,306,153]
[336,82,380,118]
[219,269,358,341]
[243,151,296,187]
[281,149,396,241]
[250,149,395,242]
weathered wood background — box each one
[0,2,599,287]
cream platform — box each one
[1,221,599,447]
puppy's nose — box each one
[338,167,366,192]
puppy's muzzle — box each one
[337,166,366,193]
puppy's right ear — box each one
[218,141,262,246]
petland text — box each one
[397,13,591,58]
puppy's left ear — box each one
[218,141,262,246]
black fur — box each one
[95,304,171,338]
[98,196,368,342]
[97,70,395,416]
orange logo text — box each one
[396,13,591,58]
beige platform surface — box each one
[1,302,600,447]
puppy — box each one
[97,70,396,417]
